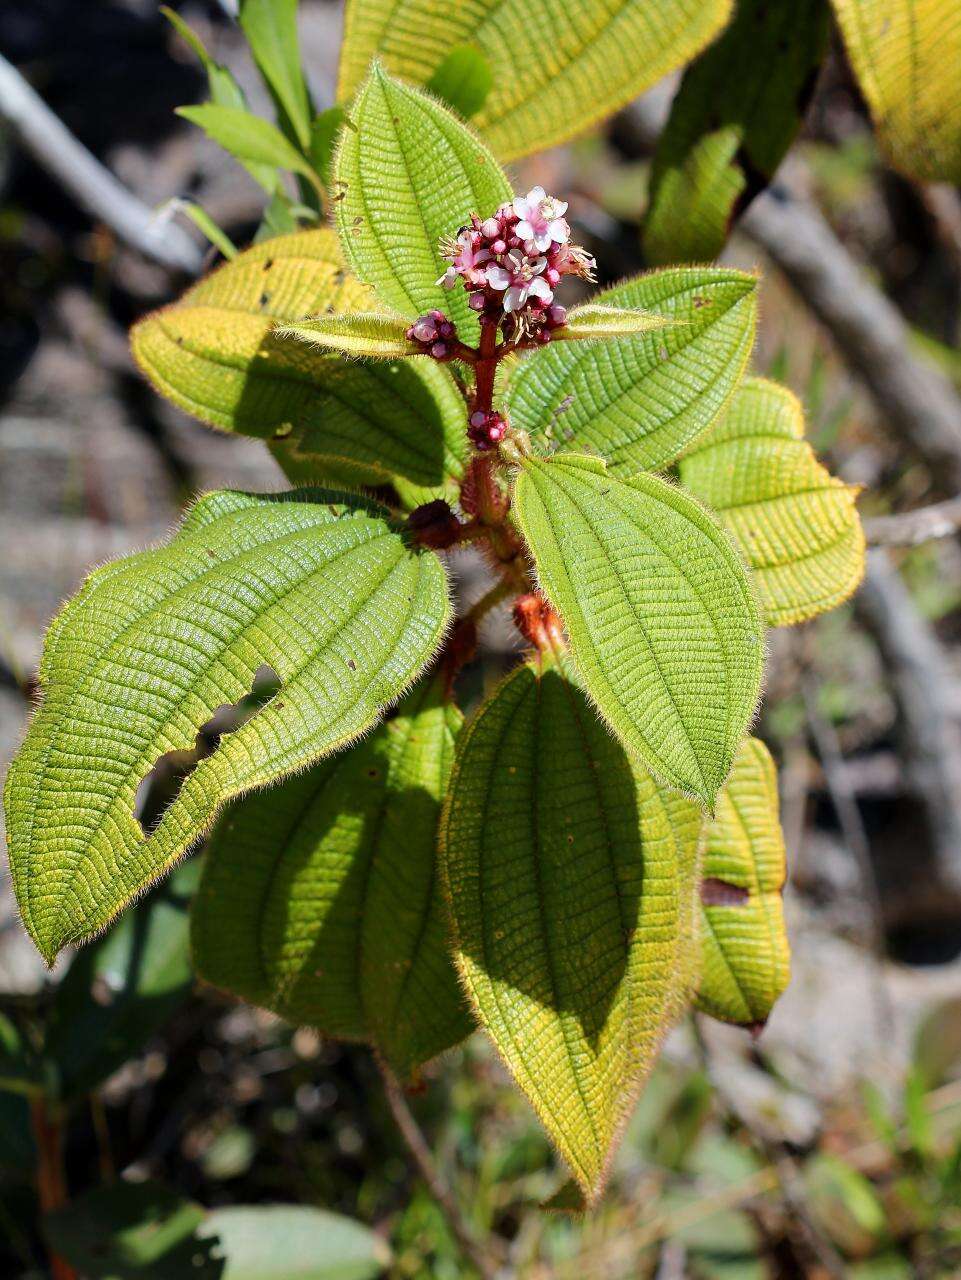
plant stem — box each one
[29,1096,77,1280]
[376,1059,501,1280]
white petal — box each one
[504,285,526,312]
[548,219,570,244]
[436,267,457,288]
[486,264,511,290]
[530,256,548,275]
[527,186,546,204]
[533,231,552,252]
[512,195,530,219]
[528,277,553,302]
[552,199,568,216]
[516,219,536,240]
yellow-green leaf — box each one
[193,678,471,1080]
[679,378,865,626]
[556,304,673,341]
[131,230,468,506]
[440,658,702,1201]
[277,311,418,358]
[513,454,764,809]
[831,0,961,182]
[338,0,733,162]
[696,737,790,1026]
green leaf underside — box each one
[513,454,763,808]
[831,0,961,183]
[696,737,790,1025]
[559,305,673,339]
[333,66,512,345]
[679,378,865,626]
[193,678,472,1079]
[505,268,757,474]
[278,311,418,358]
[440,658,702,1200]
[644,0,830,265]
[4,489,449,963]
[337,0,733,162]
[131,230,467,506]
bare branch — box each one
[865,497,961,546]
[0,53,203,274]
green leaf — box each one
[338,0,734,162]
[557,304,674,341]
[505,268,757,473]
[277,311,418,358]
[679,378,865,626]
[0,1010,42,1097]
[170,198,238,260]
[512,453,764,807]
[44,859,199,1101]
[239,0,313,151]
[310,106,345,189]
[426,45,493,118]
[176,104,321,195]
[333,66,512,344]
[695,737,790,1027]
[643,0,830,264]
[4,489,449,963]
[193,677,472,1079]
[162,7,277,192]
[131,230,468,506]
[440,657,702,1201]
[45,1182,389,1280]
[831,0,961,183]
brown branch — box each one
[29,1097,77,1280]
[864,496,961,546]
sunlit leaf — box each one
[239,0,313,150]
[679,378,864,625]
[277,311,418,358]
[193,678,472,1080]
[3,489,449,963]
[176,105,321,196]
[696,738,790,1027]
[556,304,673,341]
[513,453,764,807]
[440,657,702,1201]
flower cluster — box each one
[467,409,507,452]
[437,186,595,341]
[404,308,458,359]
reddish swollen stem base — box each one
[30,1097,77,1280]
[513,593,565,654]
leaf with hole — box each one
[505,268,757,473]
[277,311,419,358]
[193,677,472,1080]
[643,0,830,264]
[440,657,702,1201]
[696,737,790,1027]
[679,378,864,625]
[3,488,449,964]
[337,0,733,162]
[131,230,468,506]
[831,0,961,183]
[333,66,512,344]
[513,453,764,807]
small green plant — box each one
[5,0,878,1224]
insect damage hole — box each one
[134,664,281,836]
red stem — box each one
[30,1097,77,1280]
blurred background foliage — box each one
[3,1,961,1276]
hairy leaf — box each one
[4,489,449,963]
[679,378,864,625]
[505,268,757,473]
[513,454,764,807]
[644,0,830,264]
[131,230,467,505]
[176,104,320,194]
[696,737,790,1026]
[193,678,471,1079]
[333,66,512,344]
[338,0,733,162]
[239,0,313,151]
[426,45,494,119]
[441,658,702,1200]
[277,311,418,358]
[831,0,961,183]
[557,304,673,341]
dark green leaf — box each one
[426,45,493,118]
[238,0,313,150]
[310,106,345,188]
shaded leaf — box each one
[333,66,512,344]
[193,678,472,1079]
[45,859,199,1101]
[696,737,790,1026]
[440,657,702,1201]
[505,268,757,473]
[277,311,418,358]
[513,453,763,808]
[198,1205,390,1279]
[831,0,961,182]
[310,106,345,188]
[426,45,493,118]
[644,0,830,264]
[338,0,733,162]
[679,378,864,625]
[239,0,313,150]
[131,230,468,506]
[4,489,449,963]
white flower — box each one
[512,186,570,252]
[485,250,553,313]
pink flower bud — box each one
[492,239,507,255]
[430,341,449,359]
[469,293,486,311]
[470,410,487,428]
[482,218,500,238]
[549,304,567,326]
